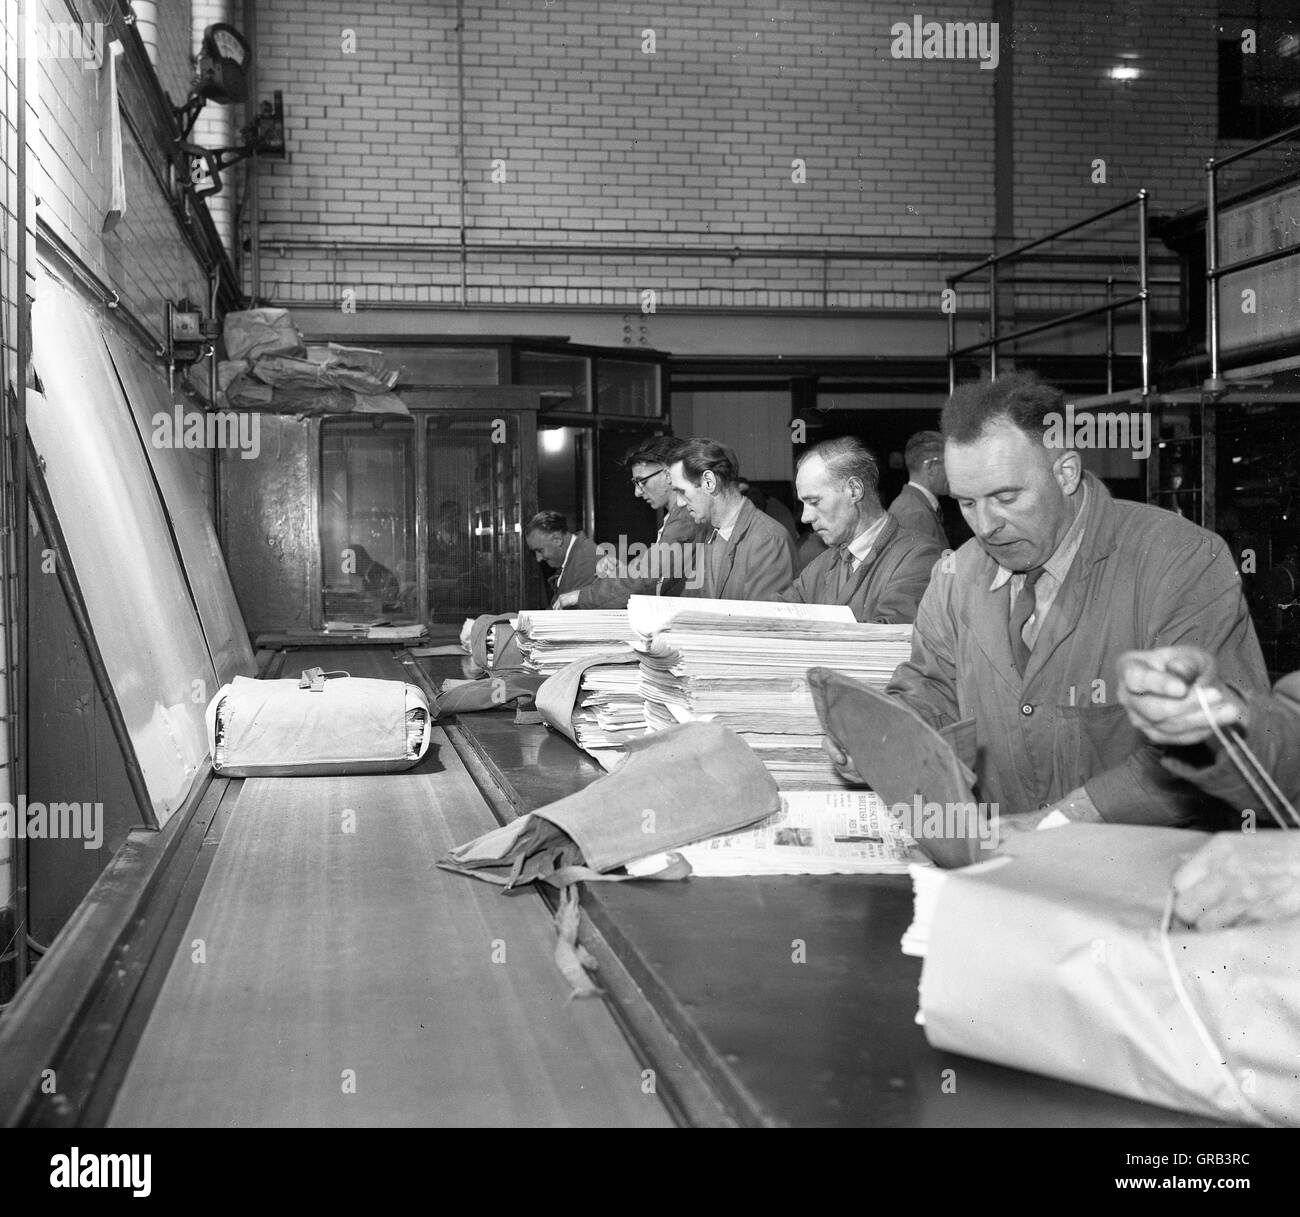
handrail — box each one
[946,191,1152,395]
[1205,120,1300,389]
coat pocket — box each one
[1056,702,1136,779]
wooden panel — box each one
[108,733,673,1128]
[675,390,793,481]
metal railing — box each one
[1205,120,1300,389]
[946,191,1153,395]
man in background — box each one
[669,438,794,601]
[889,430,950,549]
[553,436,705,608]
[525,511,599,605]
[774,437,940,622]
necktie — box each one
[1008,566,1045,675]
[834,546,856,597]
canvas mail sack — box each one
[207,672,432,777]
[442,613,544,712]
[808,666,986,869]
[439,720,779,889]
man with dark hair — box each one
[524,510,599,604]
[773,437,941,622]
[836,371,1269,829]
[889,430,950,549]
[553,435,707,608]
[668,437,794,601]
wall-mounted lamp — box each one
[174,23,252,139]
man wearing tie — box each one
[888,430,950,549]
[552,436,705,608]
[668,438,795,601]
[865,372,1269,830]
[774,437,942,623]
[525,511,599,606]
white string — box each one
[1193,684,1298,829]
[1158,890,1272,1125]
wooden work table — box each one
[406,651,1226,1129]
[0,642,1229,1128]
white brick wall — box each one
[249,0,998,310]
[34,0,210,332]
[245,0,1296,320]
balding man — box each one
[868,372,1269,830]
[525,511,599,605]
[669,438,794,601]
[889,430,950,549]
[774,437,941,623]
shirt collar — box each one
[557,533,577,576]
[845,513,889,564]
[989,481,1090,592]
[907,480,939,511]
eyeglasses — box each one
[631,468,666,489]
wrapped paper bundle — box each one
[909,823,1300,1127]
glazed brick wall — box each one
[248,0,999,310]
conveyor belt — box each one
[107,728,672,1127]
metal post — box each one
[12,0,30,986]
[989,260,999,381]
[1205,160,1221,389]
[1137,189,1151,396]
[946,279,956,394]
[1105,275,1115,395]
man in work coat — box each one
[840,372,1269,830]
[774,436,941,623]
[554,435,706,609]
[669,438,794,601]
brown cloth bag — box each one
[438,720,778,887]
[807,666,988,869]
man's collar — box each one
[845,512,889,564]
[989,480,1090,591]
[907,480,939,511]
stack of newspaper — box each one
[629,596,912,788]
[514,609,638,678]
[516,609,648,750]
